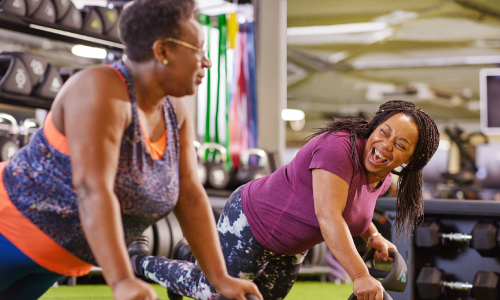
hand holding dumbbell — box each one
[348,248,408,300]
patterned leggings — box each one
[139,187,307,300]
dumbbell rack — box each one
[0,11,123,49]
[0,2,124,110]
[376,198,500,300]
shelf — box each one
[376,197,500,216]
[0,12,124,50]
[0,91,53,109]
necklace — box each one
[367,171,385,180]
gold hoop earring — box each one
[162,59,168,65]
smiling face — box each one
[363,113,419,177]
[160,17,211,96]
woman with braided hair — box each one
[129,100,440,300]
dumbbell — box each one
[30,0,56,23]
[80,6,104,34]
[1,52,48,89]
[32,64,63,100]
[0,54,32,95]
[1,0,27,16]
[218,294,259,300]
[416,267,500,300]
[57,0,82,30]
[235,148,270,184]
[0,114,20,161]
[203,143,233,190]
[193,141,207,186]
[348,248,408,300]
[19,118,41,146]
[415,220,500,257]
[94,7,119,39]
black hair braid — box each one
[305,100,440,238]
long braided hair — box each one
[305,100,440,238]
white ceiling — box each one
[286,0,500,140]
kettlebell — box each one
[0,114,20,161]
[202,143,232,190]
[236,148,270,184]
[20,118,41,146]
[193,141,207,186]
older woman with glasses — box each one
[0,0,261,300]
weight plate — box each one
[153,218,171,257]
[141,226,154,255]
[167,213,184,259]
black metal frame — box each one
[377,198,500,300]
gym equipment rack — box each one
[376,198,500,300]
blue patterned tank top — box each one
[3,61,180,264]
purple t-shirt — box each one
[241,132,391,255]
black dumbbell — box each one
[0,114,20,161]
[57,1,82,30]
[25,0,41,16]
[416,267,500,300]
[218,294,259,300]
[415,220,500,257]
[52,0,71,21]
[1,52,48,89]
[1,0,27,16]
[203,143,233,190]
[94,6,119,38]
[235,148,270,184]
[80,6,104,34]
[31,0,56,23]
[347,248,408,300]
[32,64,63,100]
[0,54,33,95]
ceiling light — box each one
[287,22,388,37]
[281,109,305,121]
[71,45,107,59]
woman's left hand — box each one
[369,235,397,262]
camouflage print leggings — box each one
[139,187,308,300]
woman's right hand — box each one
[352,274,385,300]
[113,278,158,300]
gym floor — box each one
[39,282,354,299]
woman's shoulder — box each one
[314,130,357,149]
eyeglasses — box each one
[164,37,209,60]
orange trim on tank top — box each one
[44,65,166,159]
[0,161,93,276]
[44,113,167,160]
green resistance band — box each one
[200,14,212,161]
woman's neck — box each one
[123,58,166,113]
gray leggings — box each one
[139,187,307,300]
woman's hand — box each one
[214,276,263,300]
[352,274,385,300]
[369,235,397,262]
[113,278,158,300]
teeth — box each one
[375,149,388,160]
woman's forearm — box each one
[174,190,229,288]
[318,215,369,281]
[360,222,379,242]
[78,187,135,289]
